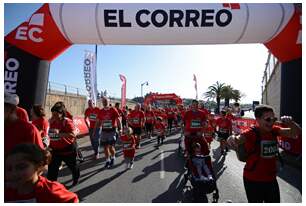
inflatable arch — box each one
[4,3,301,113]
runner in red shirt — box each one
[145,105,156,139]
[203,119,215,149]
[128,104,145,149]
[16,106,29,122]
[84,99,101,159]
[120,127,136,169]
[216,110,232,155]
[227,105,301,203]
[4,92,44,156]
[165,106,176,135]
[48,103,80,186]
[31,105,49,147]
[94,98,121,168]
[199,102,209,118]
[183,100,209,156]
[5,144,78,203]
[154,117,166,149]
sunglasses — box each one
[264,117,277,123]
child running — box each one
[120,127,136,169]
[154,117,166,149]
[5,143,79,203]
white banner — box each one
[84,51,97,105]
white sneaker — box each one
[95,154,99,160]
[129,163,134,169]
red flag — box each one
[193,74,198,99]
[119,74,127,109]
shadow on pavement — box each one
[75,170,127,201]
[212,147,227,180]
[277,164,302,193]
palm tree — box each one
[232,89,244,103]
[204,81,225,114]
[221,85,234,107]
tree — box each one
[221,85,234,107]
[232,89,245,103]
[204,81,225,114]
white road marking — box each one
[160,149,165,179]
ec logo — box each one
[15,13,44,43]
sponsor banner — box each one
[225,116,301,155]
[5,4,71,61]
[144,93,183,106]
[119,74,127,109]
[84,51,98,105]
[4,41,50,112]
[73,117,89,137]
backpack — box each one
[236,127,283,168]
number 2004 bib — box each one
[260,140,278,158]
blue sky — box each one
[4,3,269,103]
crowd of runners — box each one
[4,92,301,203]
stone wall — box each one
[44,92,137,119]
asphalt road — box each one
[57,132,302,203]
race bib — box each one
[48,129,60,140]
[102,120,113,129]
[132,118,140,124]
[191,120,201,128]
[89,114,97,120]
[205,132,213,137]
[261,140,278,158]
[123,143,130,149]
[219,128,229,133]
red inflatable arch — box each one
[144,93,183,107]
[4,3,301,113]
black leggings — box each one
[48,152,80,182]
[243,178,280,203]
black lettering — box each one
[84,59,91,66]
[201,9,214,27]
[169,10,183,27]
[151,10,168,27]
[136,9,150,27]
[104,10,118,27]
[186,10,200,27]
[84,72,91,78]
[216,9,232,27]
[119,10,131,27]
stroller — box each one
[182,146,219,202]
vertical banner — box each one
[193,74,198,100]
[84,51,97,105]
[119,74,127,109]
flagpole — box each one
[95,44,98,101]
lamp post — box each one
[141,81,149,98]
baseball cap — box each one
[4,92,19,106]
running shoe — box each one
[129,163,134,169]
[110,157,115,167]
[104,161,110,168]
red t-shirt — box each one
[49,118,75,150]
[32,117,49,137]
[145,111,156,124]
[65,111,73,120]
[154,122,165,136]
[243,126,282,182]
[226,113,235,121]
[216,117,232,133]
[199,108,209,117]
[84,107,100,129]
[128,110,145,128]
[16,106,29,122]
[184,110,207,133]
[98,107,120,130]
[204,123,215,140]
[120,134,136,158]
[166,108,176,119]
[5,119,44,156]
[5,176,78,203]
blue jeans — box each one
[89,128,101,155]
